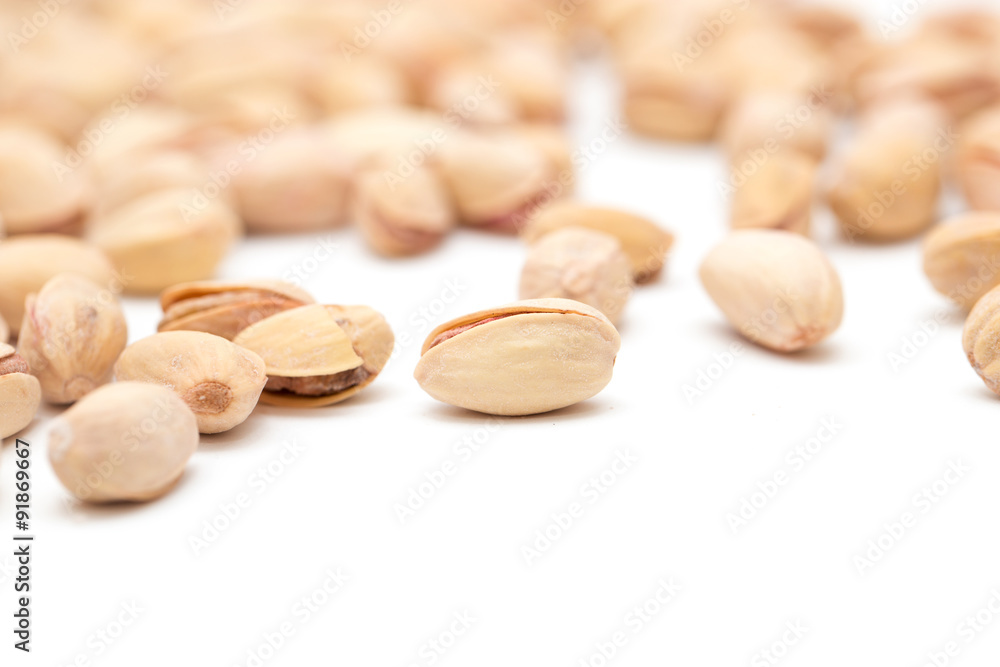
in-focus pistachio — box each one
[700,230,844,352]
[48,382,199,503]
[414,298,621,416]
[923,212,1000,308]
[158,279,315,340]
[18,274,127,404]
[114,331,267,434]
[233,304,394,407]
[963,284,1000,395]
[0,343,41,439]
[730,151,817,236]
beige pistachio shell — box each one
[95,150,209,217]
[233,304,394,407]
[730,151,817,236]
[87,188,242,294]
[0,344,41,439]
[963,285,1000,394]
[0,235,116,336]
[17,274,127,405]
[720,92,833,162]
[520,228,633,324]
[158,279,315,340]
[523,203,673,284]
[923,212,1000,308]
[114,331,267,434]
[700,230,844,352]
[48,382,199,503]
[414,298,621,416]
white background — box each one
[5,0,1000,665]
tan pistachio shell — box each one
[17,274,127,405]
[233,304,394,407]
[0,343,41,439]
[957,106,1000,211]
[114,331,267,434]
[414,298,621,416]
[963,285,1000,395]
[923,212,1000,308]
[720,92,833,162]
[730,151,817,236]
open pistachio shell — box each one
[0,343,41,439]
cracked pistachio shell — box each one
[0,343,41,439]
[114,331,267,434]
[923,212,1000,308]
[963,285,1000,394]
[0,235,116,337]
[18,274,127,405]
[233,304,393,407]
[414,298,621,416]
[730,151,817,236]
[48,382,199,503]
[700,230,844,352]
[523,202,673,284]
[519,228,632,324]
[158,279,315,340]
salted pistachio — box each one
[48,382,199,503]
[522,202,673,284]
[114,331,267,434]
[159,279,315,340]
[414,298,621,416]
[0,343,41,439]
[923,212,1000,308]
[0,235,116,336]
[963,285,1000,395]
[233,304,394,407]
[700,230,844,352]
[828,98,948,242]
[17,274,127,405]
[87,188,242,294]
[353,162,455,257]
[720,92,833,162]
[730,151,817,236]
[520,228,632,324]
[957,106,1000,211]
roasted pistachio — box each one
[963,285,1000,395]
[414,298,621,416]
[0,343,41,439]
[923,212,1000,308]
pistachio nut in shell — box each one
[48,382,199,503]
[158,279,315,340]
[699,230,844,352]
[414,298,621,416]
[233,304,394,407]
[18,274,127,405]
[963,285,1000,395]
[957,106,1000,211]
[730,151,817,236]
[0,235,116,336]
[114,331,267,434]
[923,212,1000,308]
[519,228,633,324]
[523,202,673,284]
[0,343,41,439]
[720,92,833,162]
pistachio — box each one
[233,304,394,407]
[828,99,947,242]
[17,274,127,405]
[0,311,8,344]
[963,285,1000,395]
[48,382,199,503]
[522,202,673,284]
[515,124,575,192]
[0,343,41,439]
[114,331,267,434]
[520,228,632,324]
[414,298,620,416]
[87,188,242,294]
[354,161,455,257]
[923,212,1000,308]
[158,279,315,340]
[307,57,410,116]
[0,235,116,336]
[94,150,210,217]
[957,106,1000,211]
[699,230,844,352]
[730,151,817,236]
[720,92,833,162]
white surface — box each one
[5,1,1000,665]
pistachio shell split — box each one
[158,279,315,340]
[963,285,1000,395]
[923,212,1000,308]
[0,343,41,439]
[18,274,127,405]
[233,304,394,407]
[48,382,199,503]
[414,298,621,416]
[114,331,267,434]
[700,230,844,352]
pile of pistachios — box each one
[2,0,1000,504]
